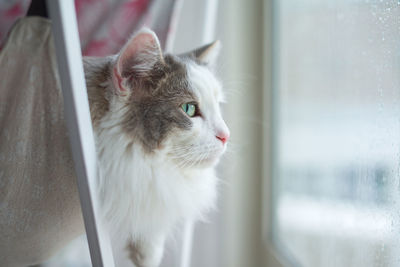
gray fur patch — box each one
[122,55,197,152]
[84,57,112,127]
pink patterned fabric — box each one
[76,0,152,56]
[0,0,178,56]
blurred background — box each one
[2,0,400,266]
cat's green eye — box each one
[181,103,196,117]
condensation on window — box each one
[273,1,400,266]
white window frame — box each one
[263,0,297,266]
[47,1,115,266]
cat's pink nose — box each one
[216,131,229,145]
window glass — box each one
[273,1,400,266]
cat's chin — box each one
[197,157,220,168]
[191,152,224,169]
[172,155,220,170]
[199,146,226,168]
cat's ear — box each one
[112,28,163,96]
[180,40,221,66]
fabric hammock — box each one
[0,17,83,266]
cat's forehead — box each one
[162,55,223,103]
[184,61,223,104]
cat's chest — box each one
[96,131,217,235]
[102,151,214,206]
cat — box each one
[0,17,229,267]
[86,29,230,266]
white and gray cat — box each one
[0,19,229,267]
[89,29,229,266]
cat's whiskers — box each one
[170,148,214,161]
[199,149,210,166]
[167,144,221,169]
[168,145,214,157]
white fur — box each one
[95,62,228,265]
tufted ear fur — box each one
[180,40,221,66]
[112,29,163,96]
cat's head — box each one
[111,29,229,168]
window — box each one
[272,1,400,266]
